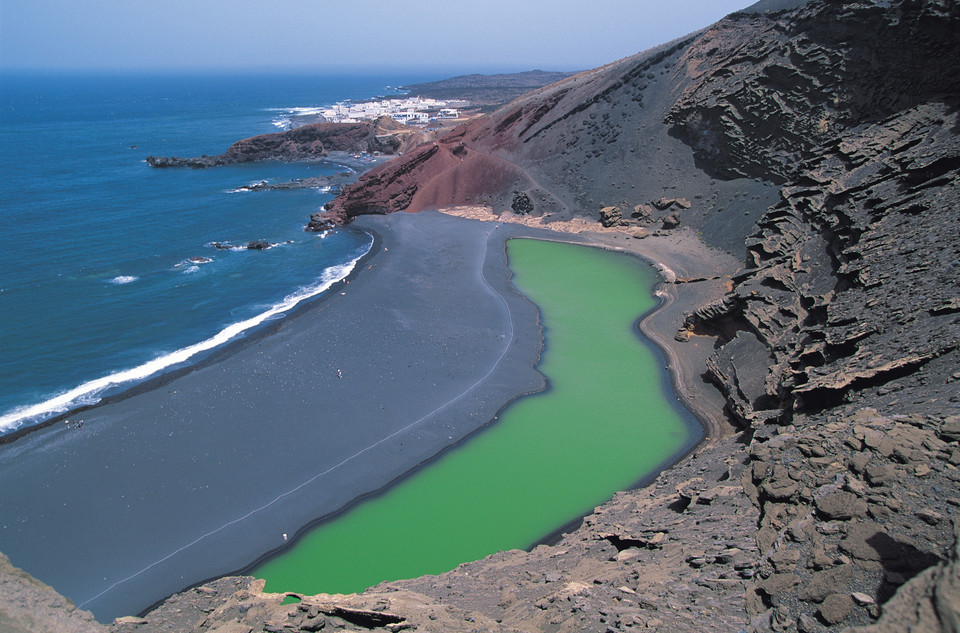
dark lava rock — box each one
[305,212,336,233]
[147,117,424,168]
[511,191,534,214]
[661,210,681,229]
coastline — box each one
[0,148,393,442]
[126,207,756,633]
[0,206,736,625]
[0,211,548,621]
[0,229,377,445]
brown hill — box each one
[325,33,784,255]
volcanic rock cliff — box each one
[10,1,960,632]
[322,1,960,630]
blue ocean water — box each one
[0,71,431,434]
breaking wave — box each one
[0,235,373,435]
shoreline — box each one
[0,207,735,624]
[0,226,379,446]
[0,211,547,621]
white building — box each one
[391,110,430,124]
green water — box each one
[254,238,698,594]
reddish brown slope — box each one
[319,136,540,221]
[325,34,773,255]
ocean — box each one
[0,71,432,435]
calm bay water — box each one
[0,71,434,433]
[254,238,700,594]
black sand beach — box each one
[0,211,561,621]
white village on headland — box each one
[280,96,466,130]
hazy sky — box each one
[1,1,753,74]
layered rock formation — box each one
[146,116,426,168]
[670,3,960,627]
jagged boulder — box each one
[599,205,624,227]
[511,191,534,214]
[305,212,336,233]
[661,210,681,229]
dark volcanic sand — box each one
[0,212,555,622]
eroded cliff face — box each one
[326,2,960,631]
[670,2,960,630]
[689,103,960,427]
[666,0,960,183]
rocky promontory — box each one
[146,116,427,168]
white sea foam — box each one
[0,236,373,434]
[267,106,328,130]
[268,106,326,117]
[227,179,270,193]
[109,275,139,285]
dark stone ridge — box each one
[12,1,960,631]
[400,69,578,106]
[235,176,336,192]
[666,0,960,184]
[691,103,960,428]
[146,117,426,168]
[304,212,335,233]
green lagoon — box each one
[254,238,700,594]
